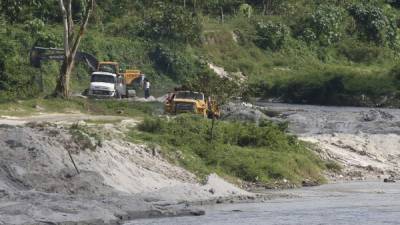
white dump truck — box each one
[88,70,141,98]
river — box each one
[125,181,400,225]
[126,103,400,225]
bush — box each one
[387,0,400,8]
[133,115,325,185]
[348,4,398,46]
[304,5,344,45]
[338,39,386,63]
[325,160,342,173]
[138,117,164,133]
[255,21,290,51]
[389,64,400,81]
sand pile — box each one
[0,117,251,225]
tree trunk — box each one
[54,0,94,98]
[55,57,74,98]
[263,0,267,15]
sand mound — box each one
[0,120,250,224]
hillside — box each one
[1,0,400,106]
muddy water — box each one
[126,182,400,225]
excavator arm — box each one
[29,47,99,72]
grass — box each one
[325,160,343,173]
[0,97,164,118]
[130,114,327,186]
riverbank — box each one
[250,102,400,181]
[0,115,261,225]
[1,100,399,224]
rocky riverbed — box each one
[224,102,400,181]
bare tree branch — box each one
[71,0,94,58]
[66,0,74,45]
[58,0,69,57]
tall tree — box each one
[55,0,94,98]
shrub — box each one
[389,64,400,81]
[387,0,400,8]
[255,21,290,51]
[338,39,386,63]
[348,4,398,46]
[133,115,325,185]
[325,160,342,173]
[138,117,164,133]
[304,5,344,45]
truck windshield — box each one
[91,74,115,84]
[175,92,204,100]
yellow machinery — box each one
[123,69,141,85]
[98,62,142,85]
[165,90,220,118]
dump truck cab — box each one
[165,90,220,118]
[88,72,119,98]
[89,62,142,98]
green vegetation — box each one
[0,98,163,117]
[325,160,343,173]
[1,1,400,106]
[132,115,326,186]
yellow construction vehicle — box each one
[98,62,142,85]
[165,90,220,118]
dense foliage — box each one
[1,0,400,106]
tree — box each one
[140,2,202,43]
[185,70,242,141]
[55,0,94,98]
